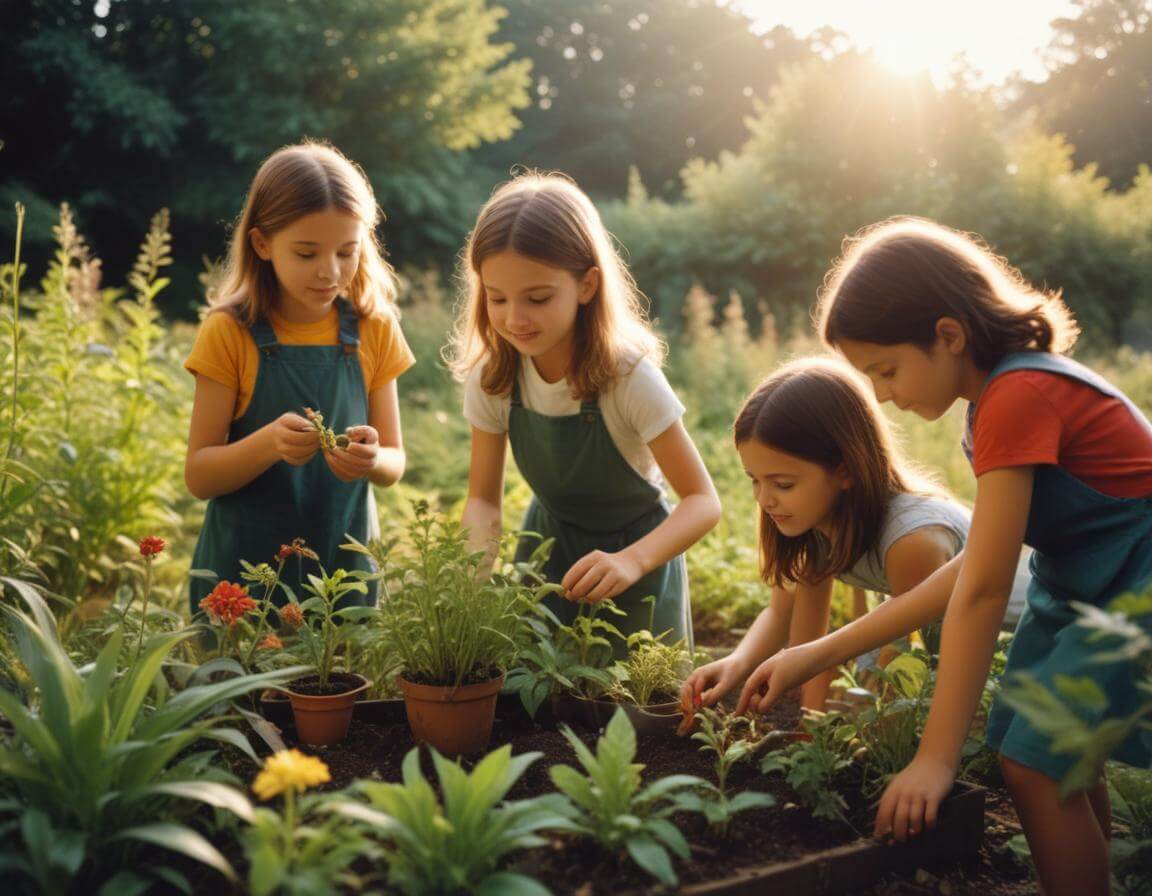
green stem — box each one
[283,788,297,865]
[2,203,25,505]
[133,558,152,664]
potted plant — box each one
[280,566,374,745]
[598,628,693,735]
[345,501,556,755]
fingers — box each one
[344,425,379,445]
[874,787,896,840]
[735,667,768,716]
[561,553,598,596]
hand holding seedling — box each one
[270,412,321,466]
[323,424,381,483]
[735,641,825,716]
[561,548,644,603]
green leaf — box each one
[112,823,237,883]
[625,833,677,885]
[476,871,553,896]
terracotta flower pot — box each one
[399,673,505,756]
[286,672,371,746]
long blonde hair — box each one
[733,358,947,587]
[209,140,398,325]
[447,171,662,400]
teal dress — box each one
[507,379,691,653]
[964,352,1152,779]
[189,301,377,614]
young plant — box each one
[303,406,350,452]
[605,628,691,706]
[505,600,621,716]
[289,567,371,689]
[244,750,376,896]
[346,501,554,688]
[549,708,707,887]
[0,588,304,893]
[335,744,569,895]
[671,706,775,836]
[760,712,853,824]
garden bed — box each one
[262,692,999,895]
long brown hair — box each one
[817,217,1078,369]
[447,171,662,400]
[209,140,398,325]
[733,358,944,587]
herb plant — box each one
[549,708,706,886]
[337,744,569,895]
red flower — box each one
[279,604,305,628]
[139,535,166,557]
[199,581,257,626]
[258,634,284,651]
[276,544,294,562]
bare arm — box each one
[736,528,963,715]
[875,468,1031,840]
[564,419,722,601]
[184,374,319,500]
[460,426,508,570]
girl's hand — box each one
[324,425,379,482]
[562,550,645,603]
[734,641,825,716]
[681,654,754,711]
[270,413,321,466]
[872,754,955,842]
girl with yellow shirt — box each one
[184,142,414,613]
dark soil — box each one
[271,692,1038,895]
[286,672,366,696]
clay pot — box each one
[553,693,683,735]
[285,672,371,746]
[399,673,505,756]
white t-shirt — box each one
[462,354,685,486]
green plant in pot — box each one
[281,566,374,746]
[345,501,556,755]
[600,628,693,735]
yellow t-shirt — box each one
[184,306,416,419]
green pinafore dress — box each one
[507,379,692,653]
[189,301,378,614]
[965,352,1152,779]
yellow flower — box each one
[252,749,331,800]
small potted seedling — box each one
[281,565,374,745]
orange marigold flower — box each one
[199,581,257,626]
[258,634,283,651]
[279,603,305,628]
[139,535,166,557]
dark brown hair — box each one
[733,358,944,587]
[447,171,662,400]
[817,217,1078,369]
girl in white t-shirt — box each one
[447,172,721,647]
[684,358,1004,710]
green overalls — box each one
[188,301,378,614]
[965,352,1152,779]
[507,379,692,653]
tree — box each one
[0,0,532,308]
[471,0,819,198]
[1017,0,1152,188]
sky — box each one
[734,0,1081,85]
